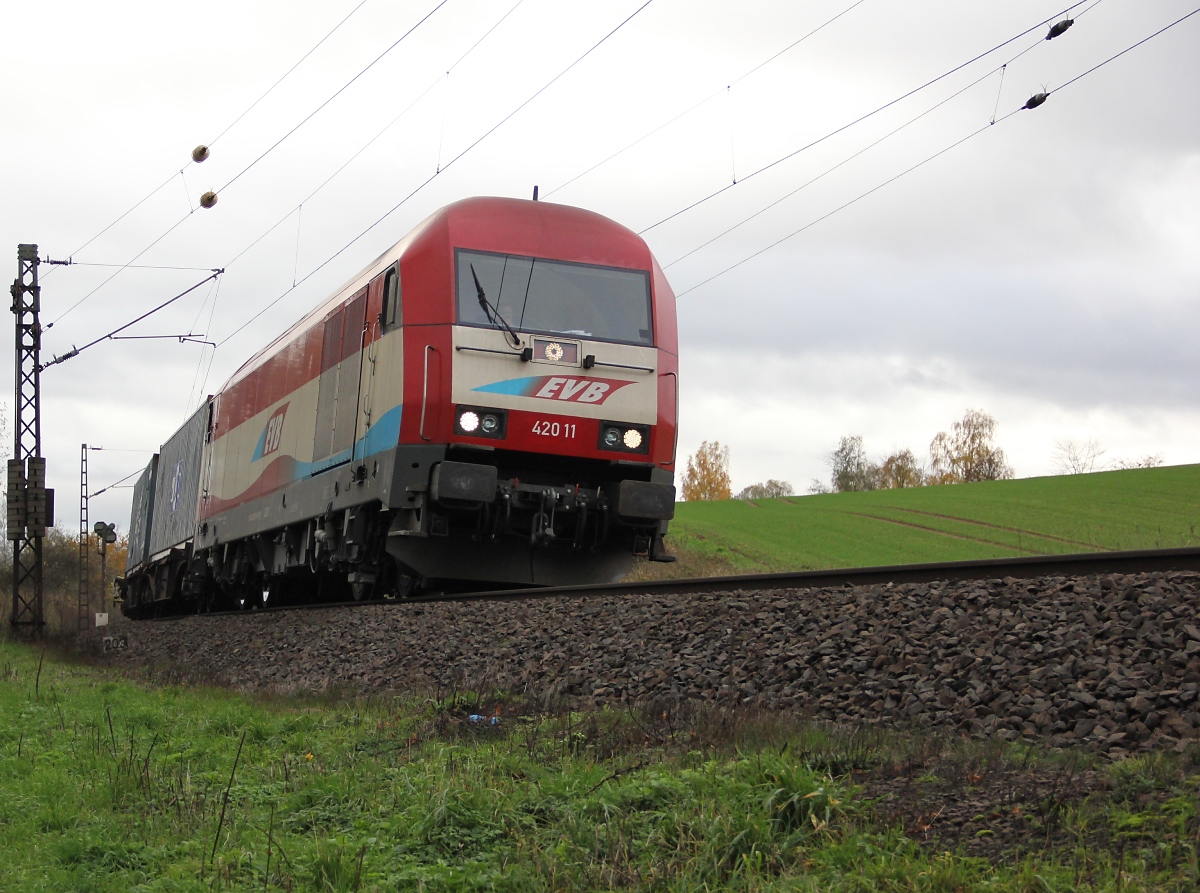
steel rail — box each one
[414,545,1200,605]
[145,546,1200,622]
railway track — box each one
[165,545,1200,619]
[97,546,1200,755]
[439,545,1200,601]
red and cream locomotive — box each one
[120,196,678,614]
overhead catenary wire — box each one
[183,0,528,411]
[206,0,371,150]
[42,271,222,370]
[48,1,438,329]
[1049,6,1199,96]
[990,64,1008,124]
[53,262,222,271]
[544,0,871,199]
[637,2,1087,235]
[215,0,658,349]
[666,2,1110,271]
[42,170,184,287]
[57,0,1177,392]
[43,1,371,286]
[292,204,304,288]
[47,211,197,328]
[186,274,222,338]
[436,70,451,173]
[946,0,1114,127]
[219,0,526,274]
[727,86,737,185]
[91,468,145,498]
[677,113,1019,298]
[675,5,1200,298]
[215,0,452,196]
[109,334,213,344]
[189,274,225,411]
[665,63,1006,270]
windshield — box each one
[456,250,653,346]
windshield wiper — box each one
[471,264,522,349]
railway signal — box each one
[94,521,116,609]
[94,521,117,544]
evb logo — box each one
[253,403,289,462]
[472,376,634,405]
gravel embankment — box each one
[79,571,1200,755]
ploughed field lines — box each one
[670,464,1200,573]
[829,506,1104,555]
[88,563,1200,757]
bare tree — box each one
[1052,439,1105,474]
[736,479,794,500]
[828,435,880,492]
[1111,454,1164,470]
[928,409,1014,484]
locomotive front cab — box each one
[386,200,679,586]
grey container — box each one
[126,454,159,573]
[147,401,211,557]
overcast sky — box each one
[3,0,1198,530]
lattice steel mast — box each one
[9,244,50,633]
[78,443,90,630]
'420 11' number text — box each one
[532,420,577,438]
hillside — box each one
[633,464,1200,579]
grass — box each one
[631,464,1200,579]
[4,642,1200,891]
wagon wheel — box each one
[396,574,419,599]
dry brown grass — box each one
[0,586,126,642]
[623,538,742,582]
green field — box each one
[4,643,1200,891]
[657,465,1200,576]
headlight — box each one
[455,405,507,439]
[598,421,649,454]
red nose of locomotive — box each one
[389,200,679,582]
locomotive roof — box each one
[220,196,653,392]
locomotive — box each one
[119,196,679,615]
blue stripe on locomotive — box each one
[248,405,402,476]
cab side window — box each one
[382,264,401,329]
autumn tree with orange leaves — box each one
[878,448,925,489]
[680,440,732,501]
